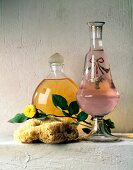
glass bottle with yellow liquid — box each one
[32,53,78,116]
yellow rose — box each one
[23,105,36,118]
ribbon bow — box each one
[89,57,110,75]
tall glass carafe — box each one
[77,22,120,141]
[32,53,78,116]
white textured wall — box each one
[0,0,133,136]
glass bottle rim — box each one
[87,21,105,26]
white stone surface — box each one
[0,135,133,170]
[0,0,133,136]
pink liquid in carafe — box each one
[77,79,119,117]
[77,50,120,117]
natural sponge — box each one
[14,117,78,144]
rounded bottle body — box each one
[32,78,78,115]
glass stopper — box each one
[49,53,64,64]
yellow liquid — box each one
[32,78,78,116]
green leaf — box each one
[35,112,47,120]
[103,119,115,134]
[52,94,68,110]
[62,111,70,117]
[8,113,27,123]
[37,109,44,113]
[77,111,88,122]
[82,128,91,134]
[68,101,79,115]
[104,119,115,129]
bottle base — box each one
[88,133,120,142]
[80,116,120,142]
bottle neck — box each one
[50,63,64,73]
[90,25,103,50]
[47,63,66,79]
